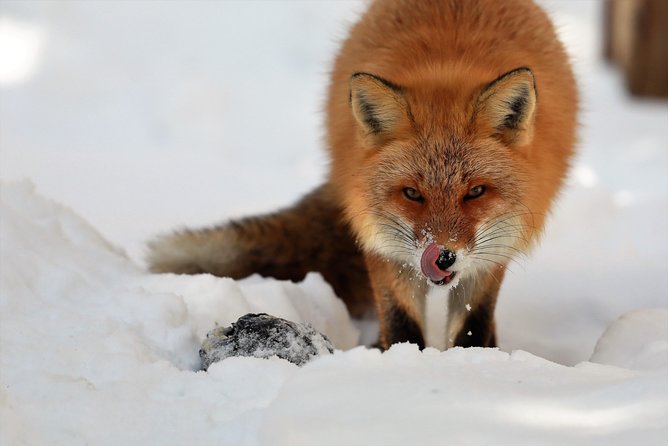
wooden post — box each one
[604,0,668,98]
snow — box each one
[1,0,667,444]
[262,346,667,446]
[591,309,668,371]
[0,180,346,444]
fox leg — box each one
[452,297,497,347]
[447,268,505,348]
[147,184,373,318]
[365,253,427,349]
[383,303,425,349]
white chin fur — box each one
[427,272,463,290]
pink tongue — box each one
[420,243,452,282]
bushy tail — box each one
[146,184,372,317]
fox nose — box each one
[435,249,456,271]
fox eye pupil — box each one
[403,187,423,202]
[465,185,486,200]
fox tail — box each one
[146,184,372,317]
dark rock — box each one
[200,313,334,369]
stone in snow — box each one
[200,313,334,369]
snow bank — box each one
[0,180,354,444]
[591,309,668,371]
[263,346,667,446]
[1,181,667,445]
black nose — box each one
[435,249,456,271]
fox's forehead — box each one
[402,75,483,133]
[413,135,473,183]
[378,134,515,189]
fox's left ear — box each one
[475,67,537,147]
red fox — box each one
[148,0,577,350]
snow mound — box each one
[261,345,668,446]
[200,313,334,368]
[0,180,357,443]
[590,309,668,370]
[1,181,667,445]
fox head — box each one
[345,68,539,288]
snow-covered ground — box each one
[2,181,667,445]
[1,1,667,444]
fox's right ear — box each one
[350,73,412,144]
[475,67,537,147]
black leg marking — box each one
[453,303,496,348]
[385,305,425,349]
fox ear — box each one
[350,73,411,144]
[475,67,537,147]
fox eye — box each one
[464,185,486,200]
[403,187,424,203]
